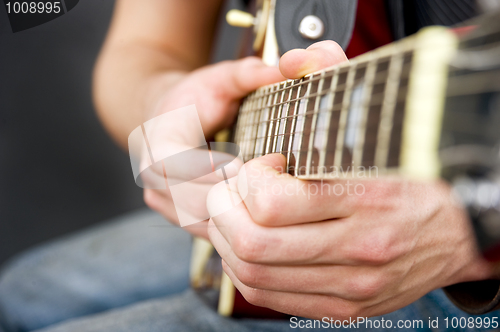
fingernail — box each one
[296,56,318,77]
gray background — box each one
[0,0,243,265]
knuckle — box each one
[362,181,402,209]
[349,274,384,299]
[240,56,262,69]
[330,302,362,321]
[250,193,280,225]
[240,287,265,307]
[351,232,396,265]
[233,262,262,288]
[232,230,266,262]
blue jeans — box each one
[0,208,498,332]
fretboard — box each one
[233,39,416,179]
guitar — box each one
[190,2,500,318]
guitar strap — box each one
[274,0,357,53]
[269,0,479,56]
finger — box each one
[144,188,209,239]
[208,192,359,265]
[279,40,348,79]
[164,149,243,185]
[200,56,286,100]
[222,261,360,321]
[209,186,405,266]
[209,222,386,301]
[239,154,359,226]
[189,57,286,136]
[165,180,214,220]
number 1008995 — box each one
[5,2,61,14]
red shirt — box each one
[345,0,394,58]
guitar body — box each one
[191,2,500,318]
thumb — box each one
[200,56,286,100]
[279,40,348,79]
[237,153,288,197]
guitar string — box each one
[236,57,409,169]
[235,45,500,171]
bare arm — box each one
[93,0,223,149]
[93,0,285,238]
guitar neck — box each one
[196,10,500,318]
[233,28,457,180]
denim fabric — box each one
[0,208,499,332]
[24,288,499,332]
[0,209,191,332]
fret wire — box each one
[233,107,242,147]
[264,87,281,155]
[233,43,420,170]
[248,86,410,126]
[253,91,271,158]
[249,96,264,160]
[242,94,257,161]
[236,93,252,147]
[318,70,339,175]
[248,92,263,159]
[237,102,246,153]
[255,88,275,157]
[249,37,416,103]
[243,68,411,117]
[246,63,413,103]
[270,84,288,154]
[352,57,379,168]
[252,89,270,157]
[240,62,413,129]
[261,124,390,140]
[240,97,410,164]
[267,87,282,154]
[242,88,413,147]
[235,99,248,147]
[290,86,307,174]
[294,79,313,175]
[306,71,326,176]
[286,82,303,174]
[259,88,275,156]
[243,95,256,161]
[252,67,350,97]
[277,82,293,155]
[333,63,358,167]
[249,119,395,163]
[374,50,405,169]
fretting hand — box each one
[207,41,496,319]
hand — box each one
[208,153,494,319]
[140,57,285,239]
[206,41,495,319]
[141,40,347,238]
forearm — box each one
[91,0,223,149]
[93,42,189,149]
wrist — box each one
[141,70,188,122]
